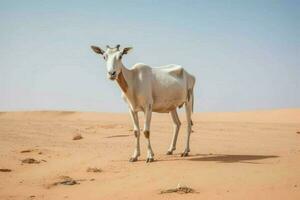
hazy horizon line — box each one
[1,107,299,114]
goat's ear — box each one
[121,47,133,55]
[91,46,105,55]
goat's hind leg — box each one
[181,102,192,157]
[166,109,181,155]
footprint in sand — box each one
[21,158,42,164]
[0,168,12,172]
[101,124,119,129]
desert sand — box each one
[0,109,300,200]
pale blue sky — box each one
[0,0,299,112]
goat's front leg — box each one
[129,109,140,162]
[143,104,154,162]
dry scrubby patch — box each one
[160,184,195,194]
[22,158,40,164]
[47,176,95,188]
[52,176,79,186]
[21,158,46,164]
[87,167,102,173]
[46,176,79,188]
[47,176,80,188]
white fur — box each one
[91,45,195,162]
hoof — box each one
[181,152,189,157]
[129,157,138,162]
[166,151,173,155]
[146,158,154,163]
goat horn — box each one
[116,44,120,50]
[106,45,111,49]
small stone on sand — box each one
[73,134,83,140]
[20,149,33,153]
[0,168,12,172]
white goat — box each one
[91,45,195,162]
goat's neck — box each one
[116,63,131,94]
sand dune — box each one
[0,109,300,199]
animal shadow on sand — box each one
[105,134,131,138]
[187,154,279,164]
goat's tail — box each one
[189,88,194,127]
[189,75,195,113]
[191,88,194,113]
[189,75,195,127]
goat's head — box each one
[91,44,132,80]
